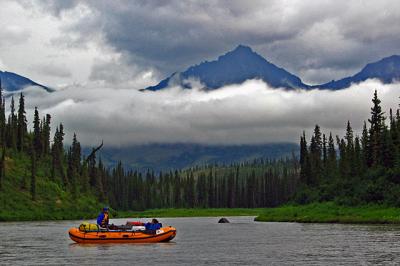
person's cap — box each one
[103,207,109,211]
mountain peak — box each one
[317,54,400,89]
[219,44,263,60]
[362,54,400,69]
[145,45,308,91]
[232,44,253,53]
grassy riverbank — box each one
[255,202,400,224]
[0,207,264,222]
[1,207,262,222]
[4,202,400,223]
[115,208,263,218]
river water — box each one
[1,216,400,265]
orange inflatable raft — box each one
[69,226,177,244]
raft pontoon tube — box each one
[69,225,177,244]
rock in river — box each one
[218,218,230,223]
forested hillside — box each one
[0,87,103,220]
[297,90,400,206]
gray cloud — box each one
[0,25,31,46]
[89,57,156,89]
[32,64,72,78]
[20,0,79,16]
[29,0,400,85]
[20,79,400,147]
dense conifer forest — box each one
[105,159,299,210]
[0,89,103,202]
[297,90,400,206]
[0,83,104,220]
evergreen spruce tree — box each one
[309,125,322,185]
[394,110,400,168]
[51,124,66,184]
[322,134,327,168]
[33,107,42,157]
[345,121,355,176]
[0,81,5,147]
[345,121,354,150]
[389,109,399,166]
[8,96,17,150]
[58,123,65,156]
[382,127,395,168]
[327,132,337,178]
[42,114,51,155]
[354,136,363,176]
[17,93,27,152]
[71,133,81,174]
[361,121,369,167]
[336,136,348,178]
[299,132,309,184]
[368,90,385,167]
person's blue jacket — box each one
[97,212,109,227]
[145,222,162,231]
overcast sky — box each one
[1,0,399,88]
[1,1,400,146]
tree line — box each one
[105,158,299,210]
[298,90,400,206]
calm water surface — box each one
[1,216,400,265]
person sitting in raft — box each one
[97,207,110,228]
[144,218,162,232]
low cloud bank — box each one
[20,79,400,147]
